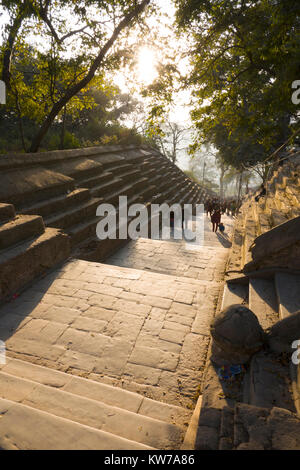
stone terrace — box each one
[0,144,236,449]
[0,214,232,411]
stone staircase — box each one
[0,211,227,449]
[0,357,189,450]
[0,144,215,450]
[218,402,300,450]
[189,155,300,450]
[227,154,300,276]
[0,203,70,302]
[185,270,300,450]
[0,144,208,299]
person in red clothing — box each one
[211,208,221,232]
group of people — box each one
[204,197,239,233]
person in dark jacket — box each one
[211,208,221,232]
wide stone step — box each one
[245,350,296,412]
[97,184,143,207]
[242,211,258,267]
[285,185,300,206]
[73,194,147,258]
[181,396,203,450]
[176,186,193,205]
[21,188,91,218]
[249,278,279,329]
[139,184,157,202]
[182,186,198,205]
[221,282,248,310]
[67,216,100,247]
[270,208,289,228]
[275,272,300,319]
[0,371,184,449]
[108,163,132,175]
[258,211,271,235]
[0,203,15,223]
[147,172,164,184]
[0,228,70,301]
[160,182,185,205]
[0,215,44,250]
[191,188,202,206]
[69,192,143,249]
[233,402,300,450]
[1,356,188,426]
[119,169,141,183]
[126,177,149,194]
[120,151,145,165]
[0,166,75,210]
[219,406,234,450]
[44,198,101,230]
[76,172,113,190]
[90,153,124,170]
[48,158,103,182]
[140,167,157,181]
[0,397,153,450]
[177,189,191,207]
[90,177,123,198]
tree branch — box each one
[29,0,151,152]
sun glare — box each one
[137,47,158,86]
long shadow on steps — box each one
[0,268,60,343]
[216,232,232,249]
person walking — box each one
[211,208,221,232]
[205,199,212,217]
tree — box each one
[187,146,219,191]
[174,0,300,168]
[155,121,190,164]
[1,0,152,152]
[0,42,155,152]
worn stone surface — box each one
[249,278,279,330]
[0,207,235,450]
[0,263,222,408]
[248,351,296,412]
[266,310,300,353]
[210,304,265,365]
[0,397,153,450]
[275,273,300,319]
[105,214,233,280]
[234,403,300,450]
[0,211,233,411]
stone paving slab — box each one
[105,214,233,280]
[0,259,221,409]
[0,397,154,450]
[0,213,233,410]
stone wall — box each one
[0,144,208,301]
[226,152,300,277]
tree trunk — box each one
[219,161,225,200]
[60,106,67,150]
[237,171,243,210]
[2,6,28,89]
[15,93,26,152]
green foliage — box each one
[0,0,152,151]
[174,0,300,168]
